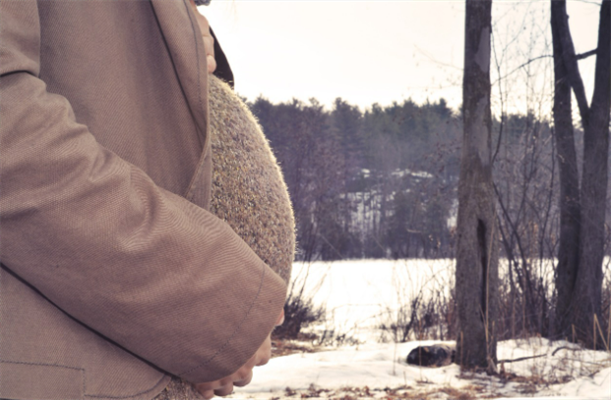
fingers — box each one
[198,388,215,400]
[214,383,234,397]
[188,0,216,73]
[194,332,274,397]
[196,380,237,398]
[194,366,251,398]
[206,54,217,75]
[197,384,234,399]
[195,13,216,73]
[255,334,272,366]
[234,369,254,387]
[275,309,285,326]
[194,381,216,398]
[256,353,270,366]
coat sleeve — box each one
[0,0,287,383]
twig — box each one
[491,28,504,165]
[594,314,609,351]
[498,354,547,364]
[551,346,581,356]
[608,302,611,352]
[492,54,552,86]
[498,345,584,363]
[492,49,596,86]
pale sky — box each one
[201,1,601,115]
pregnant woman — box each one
[156,71,296,400]
[0,1,294,399]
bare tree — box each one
[455,0,499,371]
[551,0,610,348]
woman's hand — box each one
[188,0,216,74]
[194,333,271,399]
[194,310,285,399]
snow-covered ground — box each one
[229,259,611,399]
[236,340,610,399]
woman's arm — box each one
[0,0,286,384]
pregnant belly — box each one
[207,75,294,284]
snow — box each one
[227,259,611,399]
[558,367,611,398]
[390,168,434,179]
[288,259,454,343]
[228,339,610,399]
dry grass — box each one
[270,384,496,399]
[272,336,322,358]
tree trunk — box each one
[550,0,581,339]
[455,0,499,371]
[551,0,610,348]
[573,0,610,348]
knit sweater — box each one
[207,74,295,284]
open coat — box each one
[0,1,287,399]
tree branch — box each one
[498,346,581,364]
[572,0,602,5]
[492,55,552,86]
[576,48,598,60]
[553,1,591,128]
[492,49,596,86]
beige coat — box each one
[0,1,287,399]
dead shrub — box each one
[273,268,326,340]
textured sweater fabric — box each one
[207,75,295,284]
[152,378,205,400]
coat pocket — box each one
[0,360,84,400]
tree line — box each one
[247,95,610,264]
[250,96,459,261]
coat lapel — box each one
[150,0,208,144]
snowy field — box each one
[230,259,611,399]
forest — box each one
[248,96,610,262]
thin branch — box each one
[493,183,529,270]
[498,345,582,364]
[492,49,597,86]
[492,55,552,86]
[576,48,598,60]
[491,28,505,164]
[572,0,602,5]
[498,354,547,364]
[413,44,462,71]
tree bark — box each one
[553,3,591,128]
[573,0,610,348]
[550,0,581,340]
[455,0,499,371]
[551,0,610,348]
